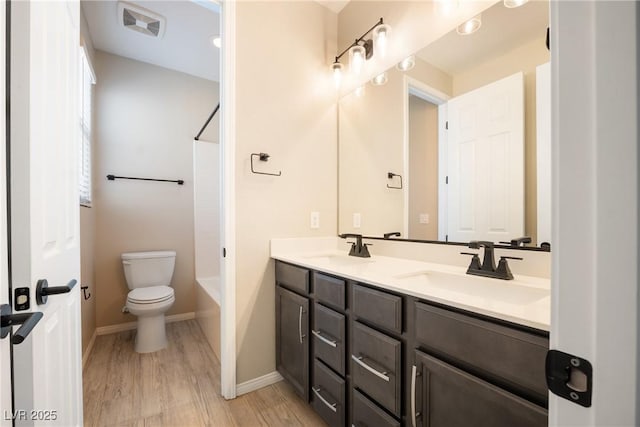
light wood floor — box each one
[83,320,326,427]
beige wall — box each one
[80,6,96,356]
[408,96,438,240]
[94,51,219,328]
[453,36,550,244]
[234,1,338,383]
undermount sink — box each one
[303,254,376,267]
[393,270,548,305]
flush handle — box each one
[36,279,78,305]
[546,349,592,407]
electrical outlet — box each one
[310,211,320,229]
[419,213,430,224]
[353,213,361,229]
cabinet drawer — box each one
[311,359,345,427]
[413,350,547,427]
[314,272,345,310]
[352,390,400,427]
[352,284,402,334]
[313,304,346,376]
[415,302,549,402]
[351,321,401,417]
[276,261,309,294]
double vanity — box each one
[272,238,550,427]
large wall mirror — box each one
[338,0,550,249]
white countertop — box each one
[272,248,550,331]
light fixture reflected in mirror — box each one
[349,45,366,75]
[331,62,344,88]
[435,0,458,16]
[355,85,366,97]
[396,55,415,71]
[456,14,482,35]
[371,72,388,86]
[211,35,221,48]
[504,0,528,8]
[373,23,391,58]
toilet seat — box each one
[127,286,174,304]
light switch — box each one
[353,213,361,229]
[419,213,430,224]
[310,211,320,229]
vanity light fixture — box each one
[504,0,528,8]
[456,14,482,35]
[330,18,391,86]
[371,72,388,86]
[396,55,416,71]
[354,85,366,97]
[211,36,221,48]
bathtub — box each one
[195,276,221,361]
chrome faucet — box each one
[461,241,522,280]
[339,234,371,258]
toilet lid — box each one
[128,286,174,304]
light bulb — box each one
[331,62,343,88]
[456,14,482,35]
[373,23,391,58]
[371,72,388,86]
[504,0,528,8]
[355,85,365,97]
[396,55,415,71]
[211,36,221,48]
[349,45,366,75]
[435,0,458,16]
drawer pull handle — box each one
[312,387,337,413]
[312,330,337,348]
[352,355,390,382]
[298,306,305,344]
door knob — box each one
[36,279,77,305]
[1,304,43,344]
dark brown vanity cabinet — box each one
[275,263,310,402]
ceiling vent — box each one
[117,2,166,39]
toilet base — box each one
[134,314,168,353]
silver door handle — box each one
[411,364,422,427]
[312,387,337,413]
[312,330,337,348]
[352,355,390,382]
[298,306,305,343]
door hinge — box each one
[223,247,227,258]
[546,350,592,407]
[445,234,448,242]
[445,121,449,130]
[445,176,449,184]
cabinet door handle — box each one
[411,364,422,427]
[312,330,337,348]
[352,354,390,382]
[298,306,305,343]
[312,387,337,413]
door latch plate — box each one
[546,349,592,407]
[14,287,30,311]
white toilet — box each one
[122,250,176,353]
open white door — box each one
[550,1,639,426]
[9,1,83,426]
[446,72,524,243]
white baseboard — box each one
[236,371,283,396]
[95,312,196,336]
[82,329,97,370]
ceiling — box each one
[83,0,220,82]
[417,0,549,75]
[315,0,351,14]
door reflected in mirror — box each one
[338,0,550,249]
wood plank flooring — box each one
[83,320,326,427]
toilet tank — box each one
[121,250,176,289]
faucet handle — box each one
[500,256,523,261]
[495,256,522,280]
[461,252,482,271]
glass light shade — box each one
[331,62,343,88]
[372,23,391,58]
[435,0,458,17]
[456,14,482,35]
[349,45,366,75]
[211,36,221,48]
[396,55,416,71]
[354,85,366,97]
[371,72,388,86]
[504,0,528,8]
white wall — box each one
[234,1,338,384]
[94,51,219,328]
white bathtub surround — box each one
[271,237,551,330]
[196,277,221,360]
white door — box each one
[9,1,83,426]
[446,72,524,243]
[550,1,639,425]
[0,3,12,426]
